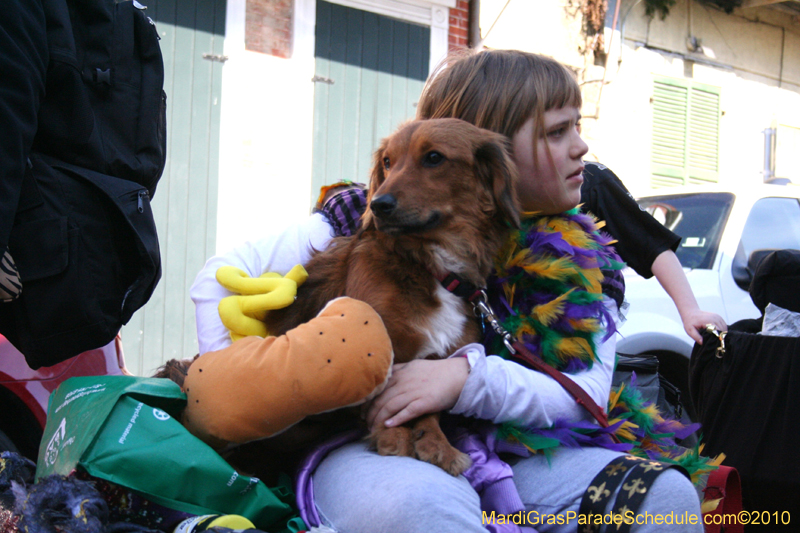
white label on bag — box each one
[118,402,143,444]
[44,417,67,466]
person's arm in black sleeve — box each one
[581,163,726,343]
[0,0,48,300]
[581,162,680,278]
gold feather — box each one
[553,337,593,361]
[532,289,575,326]
[521,256,576,280]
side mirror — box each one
[731,244,778,291]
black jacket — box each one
[0,0,48,251]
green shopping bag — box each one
[36,376,295,530]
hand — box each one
[365,357,470,431]
[682,309,726,344]
[0,248,22,302]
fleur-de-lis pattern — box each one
[579,455,690,533]
[622,477,648,498]
[587,481,611,503]
[604,462,627,477]
[642,461,664,473]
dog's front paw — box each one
[369,426,415,458]
[413,430,472,476]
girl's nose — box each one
[571,133,589,159]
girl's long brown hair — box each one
[417,49,582,171]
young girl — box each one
[191,50,704,532]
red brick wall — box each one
[448,1,470,51]
[245,0,293,58]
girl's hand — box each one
[366,357,470,431]
[683,309,727,344]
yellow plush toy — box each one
[216,264,309,340]
[180,266,394,448]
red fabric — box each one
[703,465,743,533]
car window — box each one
[638,193,734,269]
[739,197,800,258]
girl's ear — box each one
[475,136,521,229]
[361,138,389,230]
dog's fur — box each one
[264,119,519,475]
[157,119,519,478]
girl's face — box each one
[511,106,588,214]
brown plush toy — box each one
[180,297,393,448]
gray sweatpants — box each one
[312,441,703,533]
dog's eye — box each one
[423,151,445,167]
[383,157,390,170]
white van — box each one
[616,183,800,414]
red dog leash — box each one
[435,271,617,437]
[471,292,615,434]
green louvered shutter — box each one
[651,79,688,187]
[311,0,430,207]
[651,77,720,187]
[687,84,720,184]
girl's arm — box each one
[190,213,335,355]
[449,327,616,427]
[650,250,727,343]
[367,299,618,429]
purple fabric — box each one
[318,187,367,237]
[294,429,364,528]
[295,426,538,532]
[452,429,538,533]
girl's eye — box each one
[383,157,390,170]
[422,151,445,167]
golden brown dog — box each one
[263,118,520,475]
[157,118,519,478]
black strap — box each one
[434,271,483,302]
[579,455,690,533]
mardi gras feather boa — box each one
[497,372,723,485]
[487,209,720,482]
[486,208,624,372]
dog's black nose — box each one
[370,194,397,218]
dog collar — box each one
[434,271,484,302]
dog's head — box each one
[361,119,520,238]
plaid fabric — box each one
[317,186,368,237]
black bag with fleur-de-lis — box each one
[577,455,690,533]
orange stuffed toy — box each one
[180,296,393,448]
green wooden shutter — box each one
[651,79,688,187]
[312,0,430,206]
[651,77,720,187]
[687,84,720,184]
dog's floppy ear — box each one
[361,137,390,230]
[475,135,521,229]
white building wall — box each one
[480,0,800,194]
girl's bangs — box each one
[541,62,582,112]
